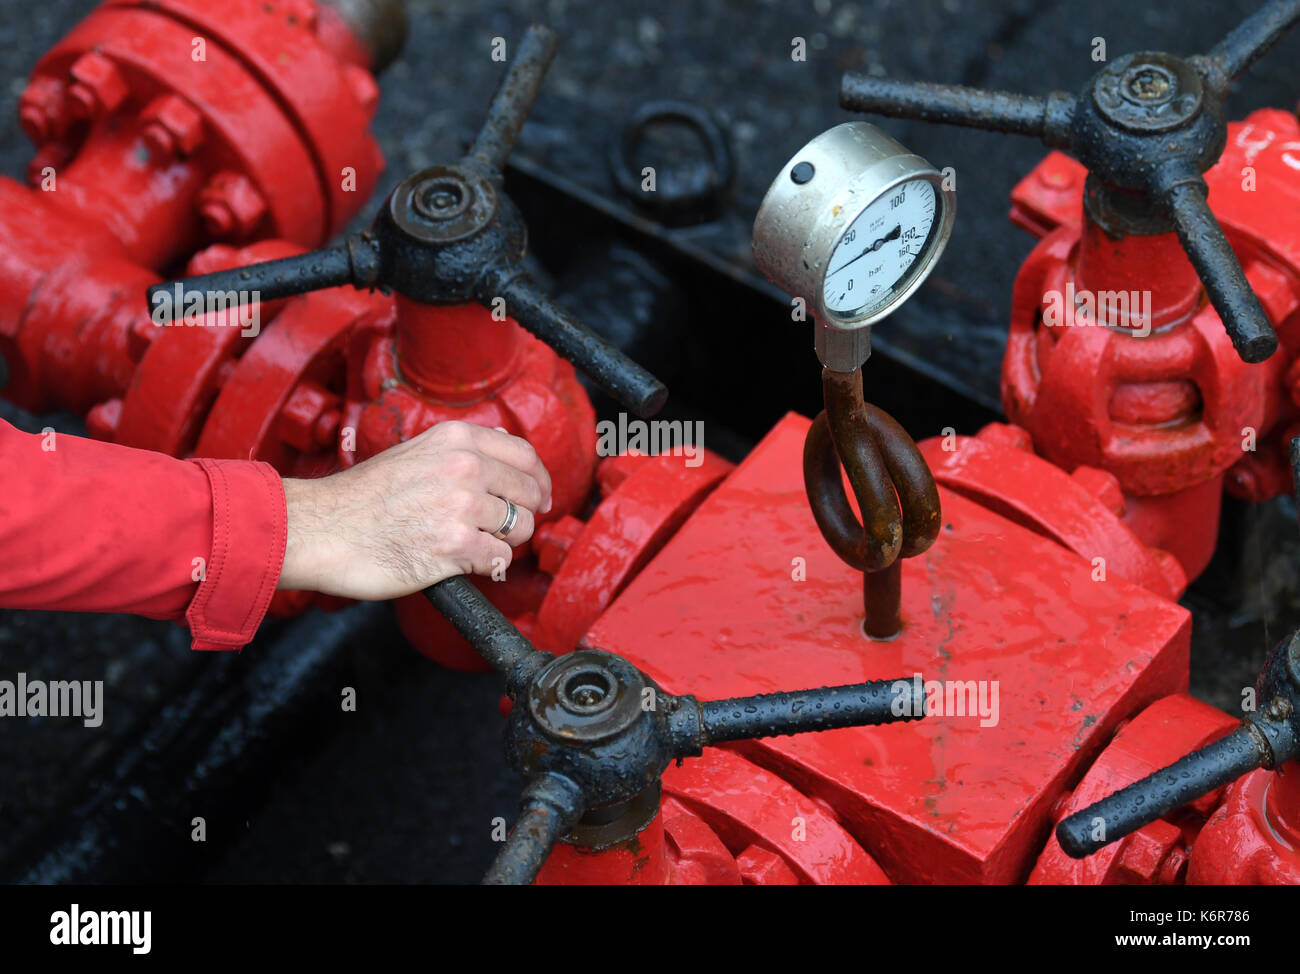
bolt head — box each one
[66,52,129,120]
[141,95,205,158]
[198,172,267,240]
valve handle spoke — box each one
[478,266,669,417]
[484,772,585,886]
[1056,723,1274,859]
[838,76,1075,148]
[467,25,558,175]
[1155,170,1278,363]
[423,575,552,698]
[670,677,926,757]
[146,235,381,321]
[1200,0,1300,91]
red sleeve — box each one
[0,419,286,651]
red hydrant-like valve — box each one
[1057,624,1300,866]
[0,0,393,416]
[839,0,1300,581]
[146,24,670,658]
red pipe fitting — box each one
[1187,761,1300,884]
[0,0,387,414]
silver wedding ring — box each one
[491,497,519,540]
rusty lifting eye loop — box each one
[803,367,941,639]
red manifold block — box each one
[579,413,1191,883]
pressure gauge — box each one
[752,122,955,369]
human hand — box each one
[278,421,552,600]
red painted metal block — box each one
[583,413,1191,884]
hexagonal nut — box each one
[343,64,379,114]
[1071,465,1126,517]
[1115,818,1183,883]
[18,77,68,144]
[86,398,123,440]
[1150,549,1187,600]
[735,845,800,885]
[141,94,204,159]
[198,172,267,240]
[974,422,1033,452]
[127,314,162,363]
[1036,157,1078,191]
[277,381,340,454]
[26,142,73,189]
[596,452,650,494]
[533,515,585,575]
[67,52,129,120]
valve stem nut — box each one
[198,171,268,240]
[66,52,129,121]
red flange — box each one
[0,0,385,414]
[1029,693,1238,884]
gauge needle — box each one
[828,225,902,276]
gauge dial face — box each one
[821,178,940,320]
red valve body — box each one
[0,0,384,414]
[1004,109,1300,580]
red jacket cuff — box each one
[185,458,287,651]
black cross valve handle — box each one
[146,25,668,418]
[425,575,927,885]
[839,0,1300,364]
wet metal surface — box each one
[585,414,1192,883]
[0,0,1298,883]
